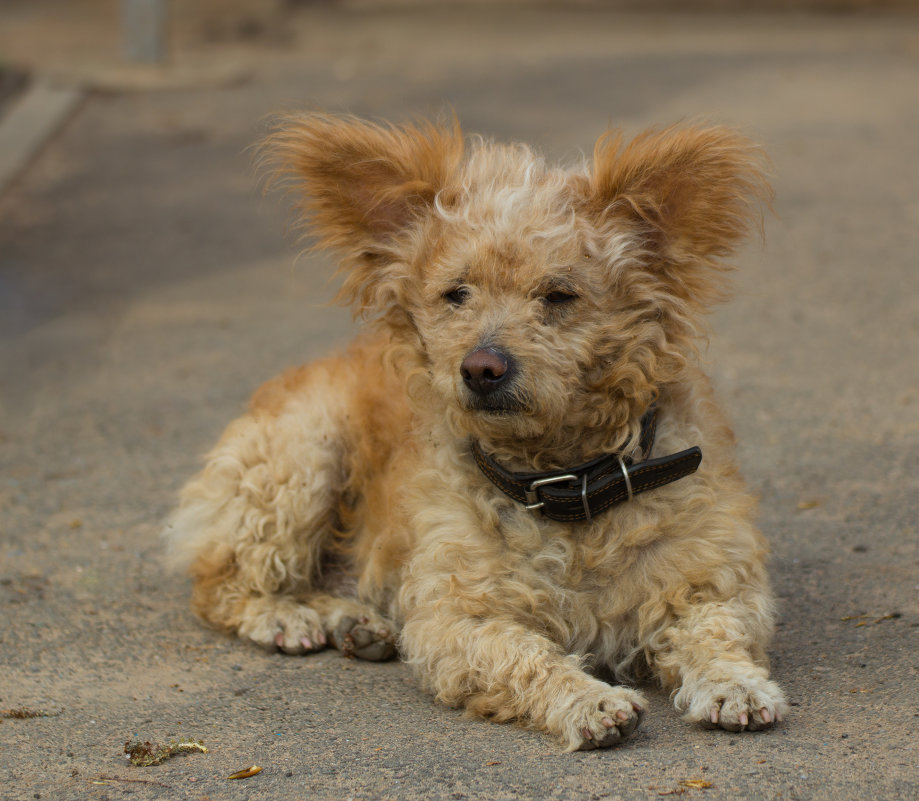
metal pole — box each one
[122,0,167,64]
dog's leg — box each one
[186,560,396,660]
[402,608,645,750]
[651,596,788,731]
[167,365,395,659]
[169,403,338,652]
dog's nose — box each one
[461,348,511,396]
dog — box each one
[166,112,788,750]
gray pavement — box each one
[1,4,918,800]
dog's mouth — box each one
[463,391,530,416]
[471,402,522,416]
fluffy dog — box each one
[167,113,788,750]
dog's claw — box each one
[273,629,325,655]
[579,727,597,750]
[266,615,327,655]
[578,723,623,750]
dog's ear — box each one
[588,125,771,306]
[261,112,463,313]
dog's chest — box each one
[494,503,643,626]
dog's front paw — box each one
[332,615,396,661]
[237,598,327,655]
[678,675,787,732]
[552,686,646,751]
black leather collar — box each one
[471,407,702,522]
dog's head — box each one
[263,114,768,465]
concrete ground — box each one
[1,2,918,800]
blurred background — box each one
[1,2,918,799]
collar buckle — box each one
[524,473,578,511]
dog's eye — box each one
[543,290,578,305]
[444,287,470,306]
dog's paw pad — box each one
[238,601,326,656]
[332,616,396,661]
[686,677,787,732]
[564,688,645,751]
[577,704,643,750]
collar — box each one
[471,407,702,523]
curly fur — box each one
[166,112,787,750]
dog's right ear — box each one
[261,113,463,313]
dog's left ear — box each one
[587,125,771,305]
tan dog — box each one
[167,113,788,750]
